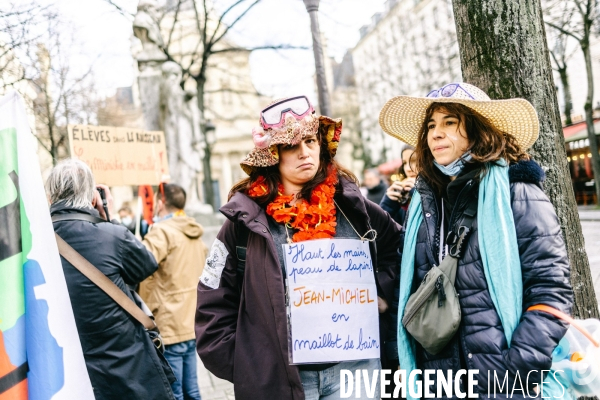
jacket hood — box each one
[508,159,545,184]
[163,216,203,238]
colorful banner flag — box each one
[0,91,95,399]
[138,185,155,227]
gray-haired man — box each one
[47,159,176,400]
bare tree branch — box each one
[34,134,51,154]
[101,0,134,19]
[166,0,183,50]
[210,44,309,54]
[211,0,261,46]
[135,0,305,207]
[208,0,247,46]
[545,19,583,41]
[184,0,207,74]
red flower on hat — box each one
[332,125,341,142]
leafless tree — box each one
[544,0,600,204]
[548,31,577,125]
[27,27,99,166]
[105,0,306,208]
[0,1,55,89]
[163,0,307,207]
[543,1,578,125]
[0,2,100,167]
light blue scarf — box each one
[397,161,568,400]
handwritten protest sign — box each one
[283,238,380,364]
[67,124,169,186]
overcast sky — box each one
[44,0,386,103]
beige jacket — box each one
[140,216,208,345]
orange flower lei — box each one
[247,168,338,242]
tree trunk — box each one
[195,74,215,210]
[452,0,598,319]
[582,39,600,205]
[557,66,573,125]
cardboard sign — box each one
[283,238,380,364]
[67,124,169,186]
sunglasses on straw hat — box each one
[260,96,315,130]
[426,83,476,100]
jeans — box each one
[300,358,381,400]
[163,340,202,400]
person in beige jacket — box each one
[139,183,208,400]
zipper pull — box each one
[436,275,446,307]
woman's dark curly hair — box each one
[414,102,530,194]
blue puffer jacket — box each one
[412,160,573,398]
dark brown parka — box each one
[195,177,402,400]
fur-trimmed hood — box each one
[508,159,545,185]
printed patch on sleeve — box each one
[200,238,229,289]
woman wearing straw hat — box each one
[379,83,573,399]
[196,96,402,400]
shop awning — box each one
[563,119,600,142]
[378,158,403,174]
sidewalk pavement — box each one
[578,205,600,221]
[197,356,234,400]
[579,206,600,310]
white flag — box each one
[0,91,95,399]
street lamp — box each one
[202,120,216,210]
[204,120,216,146]
[302,0,331,116]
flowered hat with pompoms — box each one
[240,95,342,175]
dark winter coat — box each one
[195,177,402,400]
[51,203,176,400]
[366,179,388,204]
[411,160,573,398]
[380,189,413,226]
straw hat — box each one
[378,82,539,150]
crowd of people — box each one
[46,83,574,400]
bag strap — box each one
[447,197,478,258]
[527,304,599,348]
[51,213,106,224]
[54,233,157,332]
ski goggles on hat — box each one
[426,83,476,100]
[260,96,315,129]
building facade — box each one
[351,0,461,165]
[352,0,600,166]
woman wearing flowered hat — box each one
[196,96,402,399]
[379,83,573,399]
